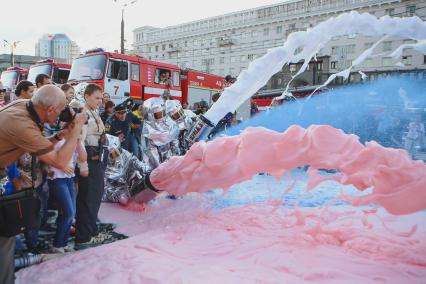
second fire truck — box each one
[28,59,71,85]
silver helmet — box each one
[143,97,166,121]
[165,100,185,122]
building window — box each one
[344,60,352,68]
[162,44,166,51]
[382,41,392,52]
[331,46,338,55]
[385,8,395,16]
[406,5,416,16]
[364,42,373,50]
[317,62,323,71]
[155,46,159,52]
[382,57,392,66]
[276,26,283,34]
[230,56,237,63]
[331,61,337,69]
[251,30,257,37]
[403,39,416,45]
[220,57,225,64]
[347,44,355,54]
[289,64,297,72]
[263,28,269,36]
[364,58,372,67]
[402,56,412,65]
[240,55,246,62]
[148,46,152,52]
[248,54,256,61]
[202,58,214,65]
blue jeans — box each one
[129,134,140,158]
[48,178,76,248]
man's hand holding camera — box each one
[58,106,88,138]
[73,110,89,128]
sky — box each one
[0,0,283,56]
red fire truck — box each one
[252,85,328,111]
[27,59,71,85]
[67,49,224,105]
[0,67,28,90]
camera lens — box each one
[59,106,74,123]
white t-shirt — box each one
[47,140,79,179]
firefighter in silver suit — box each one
[165,100,197,154]
[142,97,180,170]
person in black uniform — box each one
[105,104,142,157]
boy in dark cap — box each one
[105,104,142,157]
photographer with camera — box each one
[75,83,111,250]
[0,85,87,284]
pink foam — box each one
[150,125,426,215]
[16,201,426,284]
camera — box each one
[59,106,88,124]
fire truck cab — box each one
[68,49,182,104]
[0,67,28,90]
[68,49,225,106]
[27,59,71,85]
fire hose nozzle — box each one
[184,115,215,147]
[144,171,162,193]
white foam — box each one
[205,12,426,124]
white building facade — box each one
[35,34,81,64]
[133,0,425,80]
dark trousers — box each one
[75,159,106,243]
[0,236,15,284]
[23,184,45,250]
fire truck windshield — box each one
[28,64,52,83]
[68,55,106,81]
[0,71,17,89]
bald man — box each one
[0,85,87,284]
